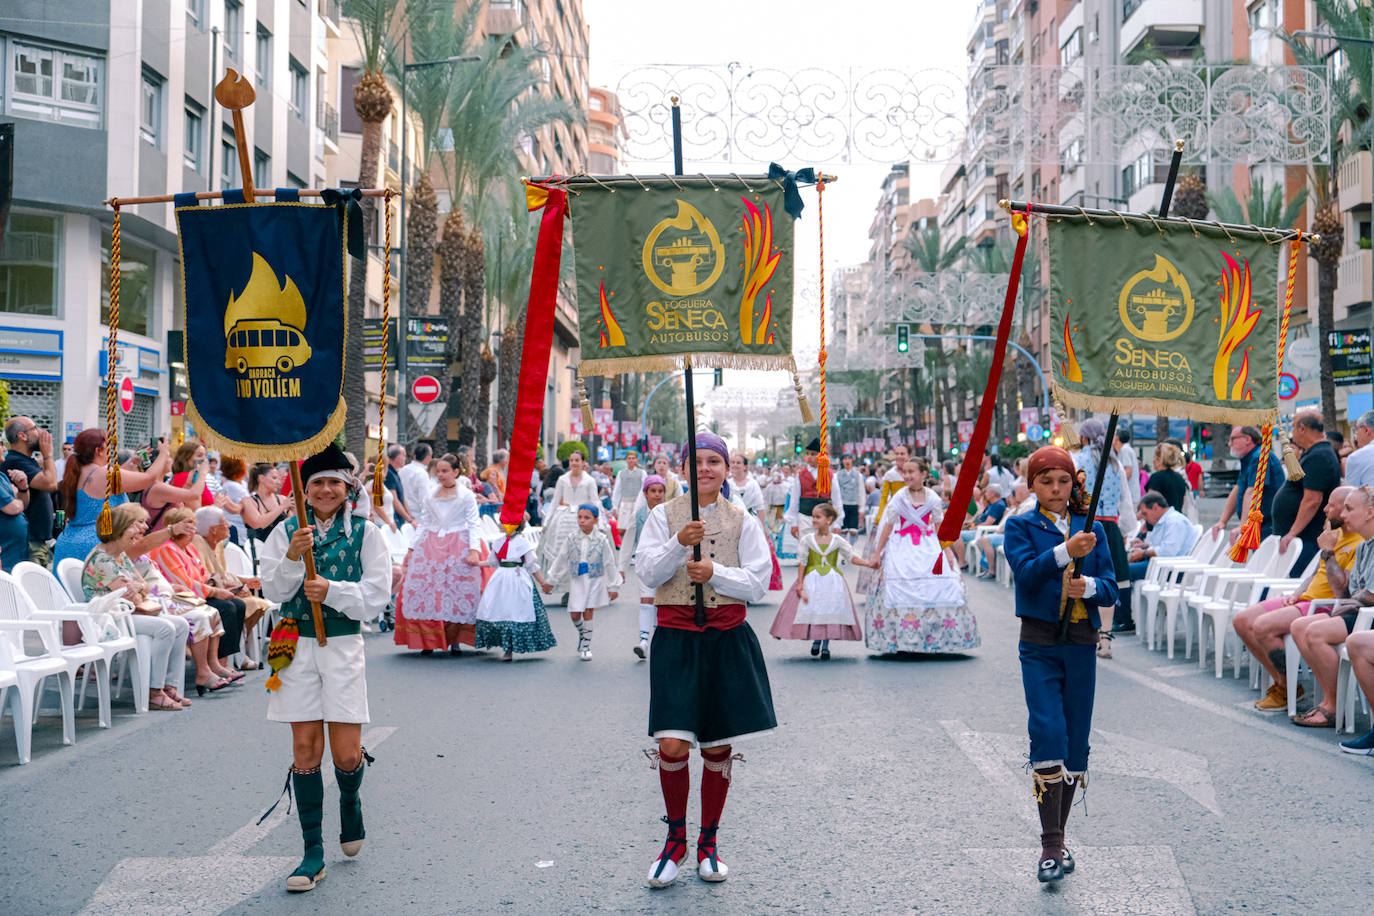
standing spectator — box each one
[55,438,73,482]
[1115,427,1140,497]
[1145,443,1189,513]
[1343,410,1374,486]
[0,466,29,572]
[218,457,251,545]
[384,444,414,526]
[482,449,509,501]
[1212,426,1282,542]
[3,416,58,566]
[1272,411,1342,577]
[834,453,865,535]
[141,442,213,530]
[1184,450,1204,496]
[399,442,434,507]
[243,463,294,542]
[205,452,225,495]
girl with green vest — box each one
[260,444,393,893]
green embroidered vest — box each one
[281,510,366,638]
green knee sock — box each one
[336,758,366,845]
[292,767,326,878]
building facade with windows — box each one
[0,0,330,446]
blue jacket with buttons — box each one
[1002,508,1119,629]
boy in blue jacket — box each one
[1002,446,1119,884]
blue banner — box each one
[176,200,347,460]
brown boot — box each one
[1034,767,1064,882]
[1058,772,1083,874]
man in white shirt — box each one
[1115,428,1140,496]
[1125,491,1196,580]
[1343,410,1374,487]
[398,443,434,508]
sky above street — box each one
[584,0,975,381]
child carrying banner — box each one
[634,433,775,887]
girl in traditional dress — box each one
[729,453,783,591]
[770,502,875,658]
[475,523,557,661]
[542,504,620,660]
[629,475,667,659]
[864,458,981,654]
[392,453,485,655]
[539,450,602,598]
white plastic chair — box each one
[13,561,145,716]
[56,557,86,604]
[0,615,74,762]
[964,525,998,577]
[0,570,110,729]
[224,542,275,664]
[1135,526,1227,637]
[995,544,1013,588]
[1153,536,1291,658]
[1335,608,1374,734]
[1195,552,1317,678]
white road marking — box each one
[79,726,396,916]
[1104,663,1346,756]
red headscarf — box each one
[1028,446,1076,482]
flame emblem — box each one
[739,197,782,345]
[1117,255,1195,343]
[223,252,312,375]
[1061,313,1083,383]
[641,200,725,297]
[1213,252,1261,401]
[597,280,625,348]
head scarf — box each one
[680,432,731,499]
[642,474,665,493]
[1028,445,1076,482]
[300,443,353,485]
[577,502,600,518]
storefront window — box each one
[0,212,62,316]
[101,228,155,337]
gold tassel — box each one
[576,371,595,429]
[793,370,814,424]
[96,500,113,539]
[1055,399,1080,449]
[1275,425,1304,481]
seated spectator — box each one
[1340,623,1374,753]
[1235,487,1359,713]
[1125,491,1198,581]
[82,503,230,699]
[194,505,270,650]
[953,484,1006,569]
[151,507,248,685]
[1288,486,1374,727]
[972,482,1034,579]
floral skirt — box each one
[474,588,557,654]
[864,579,981,654]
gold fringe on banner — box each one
[578,352,799,378]
[185,397,348,465]
[1053,386,1277,428]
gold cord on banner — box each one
[97,201,123,539]
[372,189,393,508]
[815,177,831,496]
[1230,238,1303,562]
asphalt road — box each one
[3,555,1372,915]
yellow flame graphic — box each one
[224,251,307,338]
[598,280,625,348]
[1213,252,1260,401]
[1061,314,1083,383]
[739,197,781,345]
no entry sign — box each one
[411,375,440,404]
[118,376,135,414]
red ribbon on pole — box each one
[499,185,568,532]
[936,209,1029,548]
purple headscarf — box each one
[680,432,732,499]
[642,474,666,493]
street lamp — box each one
[397,44,481,444]
[1294,29,1374,365]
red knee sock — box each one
[699,747,737,859]
[656,750,690,846]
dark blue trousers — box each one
[1019,640,1096,772]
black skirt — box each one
[648,622,777,746]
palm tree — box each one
[340,0,401,455]
[1206,175,1309,228]
[1284,2,1373,425]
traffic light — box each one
[713,368,723,387]
[794,433,802,455]
[896,324,909,353]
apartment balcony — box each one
[487,0,525,35]
[1120,0,1203,59]
[321,0,341,31]
[1339,151,1372,213]
[1335,249,1372,315]
[318,99,339,147]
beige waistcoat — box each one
[654,493,746,607]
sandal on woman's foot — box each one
[216,670,245,683]
[195,677,231,696]
[164,688,192,708]
[1292,707,1335,728]
[149,693,181,711]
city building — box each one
[0,0,330,446]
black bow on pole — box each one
[768,162,817,219]
[320,187,366,259]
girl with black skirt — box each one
[634,432,775,888]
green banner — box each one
[571,177,795,376]
[1050,217,1289,424]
